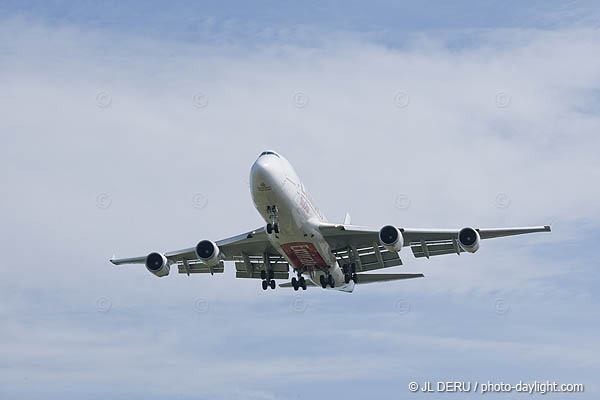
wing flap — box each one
[234,261,289,279]
[411,241,464,258]
[176,261,224,274]
[360,254,403,271]
[236,271,289,279]
[333,243,403,272]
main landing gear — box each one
[261,269,276,290]
[266,205,279,234]
[342,263,358,284]
[320,273,335,288]
[291,271,307,291]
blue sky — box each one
[0,1,599,399]
[3,0,600,45]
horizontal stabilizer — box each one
[355,273,424,284]
[279,273,423,288]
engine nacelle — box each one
[458,227,480,253]
[195,240,221,267]
[145,252,170,277]
[379,225,404,252]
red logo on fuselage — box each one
[257,182,272,191]
[280,242,328,268]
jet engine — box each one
[379,225,404,252]
[458,227,480,253]
[145,252,170,277]
[195,240,221,267]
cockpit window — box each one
[260,151,280,158]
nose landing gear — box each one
[266,205,280,234]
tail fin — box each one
[343,212,351,225]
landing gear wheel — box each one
[344,273,351,284]
[328,274,335,288]
[320,275,327,288]
[260,270,267,280]
[262,280,268,290]
[342,264,348,274]
[352,273,358,283]
[268,270,274,280]
[292,277,299,291]
[273,223,280,234]
[270,279,276,289]
[350,263,356,273]
[266,223,273,234]
[300,277,307,290]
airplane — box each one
[110,150,551,293]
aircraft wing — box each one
[319,223,551,264]
[110,226,291,279]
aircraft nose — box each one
[251,153,282,191]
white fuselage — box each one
[250,152,348,289]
